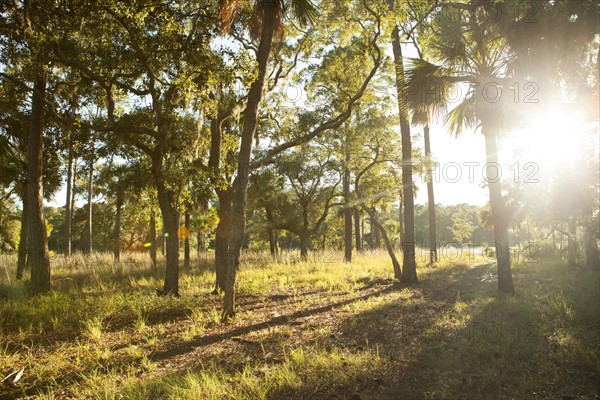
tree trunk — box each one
[398,195,404,247]
[483,126,514,294]
[158,195,179,295]
[86,138,94,254]
[149,210,157,271]
[222,3,276,320]
[152,156,180,295]
[26,63,51,295]
[184,211,190,269]
[367,208,401,279]
[300,232,309,260]
[568,217,577,266]
[71,160,77,248]
[113,193,122,263]
[354,208,362,252]
[16,192,28,280]
[64,146,73,256]
[266,207,277,257]
[424,123,437,264]
[344,151,352,262]
[391,23,418,284]
[372,209,381,249]
[214,189,232,293]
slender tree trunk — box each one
[152,155,180,295]
[184,211,190,269]
[268,227,276,256]
[222,3,276,320]
[113,193,122,263]
[398,196,404,247]
[424,123,437,264]
[265,207,277,257]
[390,22,418,284]
[344,151,352,262]
[16,191,28,280]
[361,218,365,250]
[366,207,401,278]
[71,160,77,249]
[483,126,514,294]
[64,146,73,256]
[27,62,51,294]
[373,208,381,249]
[157,194,179,295]
[196,231,202,257]
[149,210,157,271]
[86,138,94,254]
[354,208,362,252]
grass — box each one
[0,249,598,399]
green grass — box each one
[0,250,598,399]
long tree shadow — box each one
[334,262,600,400]
[148,283,401,363]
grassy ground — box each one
[0,250,598,399]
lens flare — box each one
[178,226,190,239]
[143,242,152,248]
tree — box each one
[275,143,341,259]
[351,101,403,278]
[388,0,418,284]
[53,1,219,295]
[404,3,519,293]
[217,0,382,319]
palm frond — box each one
[287,0,317,27]
[403,58,457,125]
[444,93,479,137]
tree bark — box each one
[64,145,73,256]
[300,232,309,260]
[424,124,437,264]
[184,211,190,269]
[27,63,51,294]
[149,210,157,271]
[152,155,180,295]
[85,137,94,254]
[483,126,514,294]
[113,192,123,263]
[373,208,381,249]
[354,208,362,252]
[266,207,277,257]
[344,151,352,262]
[398,195,404,247]
[391,22,418,284]
[16,191,28,280]
[214,189,232,293]
[222,3,276,320]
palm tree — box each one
[218,0,317,319]
[404,3,516,293]
[405,52,446,266]
[388,0,418,283]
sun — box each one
[508,106,592,175]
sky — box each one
[413,123,488,206]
